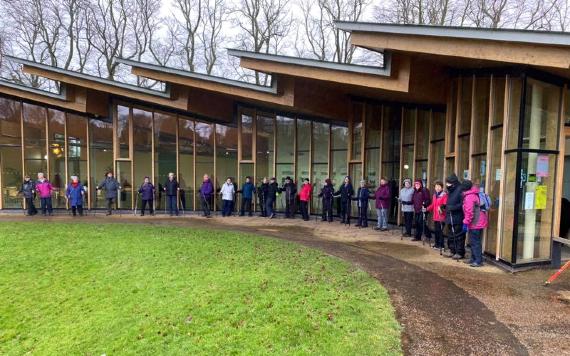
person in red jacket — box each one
[299,178,312,221]
[374,177,391,231]
[425,181,447,250]
[462,180,489,267]
[412,179,431,242]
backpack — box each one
[478,192,491,212]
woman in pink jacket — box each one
[462,180,488,267]
[425,181,447,250]
[36,172,54,216]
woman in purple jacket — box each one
[374,177,392,231]
[138,177,155,216]
[200,174,214,217]
[412,179,431,242]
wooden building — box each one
[1,22,569,269]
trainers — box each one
[469,263,483,268]
[443,251,454,258]
[452,254,463,260]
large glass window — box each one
[312,122,329,211]
[23,103,47,178]
[486,127,503,255]
[351,103,363,161]
[507,78,523,149]
[523,79,560,151]
[66,114,88,189]
[448,79,458,153]
[256,114,274,183]
[331,124,348,189]
[472,77,490,154]
[365,104,381,189]
[195,121,214,204]
[415,109,429,184]
[276,116,295,185]
[296,119,311,191]
[116,160,132,209]
[132,109,153,208]
[382,105,400,223]
[429,111,446,185]
[240,113,253,161]
[154,112,177,191]
[179,117,194,211]
[459,76,473,135]
[48,109,66,209]
[90,118,113,209]
[216,123,238,211]
[116,105,130,158]
[0,98,22,208]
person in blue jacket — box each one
[138,176,155,216]
[352,179,372,228]
[238,176,256,217]
[66,175,85,217]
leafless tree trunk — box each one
[200,0,227,75]
[170,0,203,72]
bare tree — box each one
[200,0,228,74]
[234,0,292,84]
[170,0,203,72]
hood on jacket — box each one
[325,178,332,186]
[446,173,460,186]
[403,178,412,187]
[461,179,473,191]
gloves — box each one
[462,224,469,233]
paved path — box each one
[2,214,569,355]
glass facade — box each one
[0,68,566,269]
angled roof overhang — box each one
[228,49,412,92]
[336,22,570,69]
[115,58,294,106]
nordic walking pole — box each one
[450,212,459,262]
[134,191,138,216]
[545,260,570,285]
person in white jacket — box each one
[220,177,235,217]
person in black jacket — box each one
[353,179,372,228]
[163,172,180,216]
[318,178,334,222]
[258,177,269,217]
[280,176,297,218]
[443,173,465,259]
[335,176,354,225]
[19,175,37,216]
[266,177,279,219]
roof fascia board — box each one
[335,21,570,47]
[6,56,171,98]
[227,49,391,76]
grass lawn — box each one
[0,222,401,355]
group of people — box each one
[19,170,489,267]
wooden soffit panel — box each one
[129,66,294,107]
[350,32,570,69]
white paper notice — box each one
[524,192,535,210]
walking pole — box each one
[134,192,138,216]
[545,260,570,285]
[315,197,320,223]
[93,189,98,216]
[422,211,426,246]
[164,194,167,215]
[179,190,185,216]
[450,213,459,262]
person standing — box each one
[36,172,53,216]
[299,178,312,221]
[374,177,391,231]
[239,176,256,217]
[96,171,121,216]
[19,175,37,216]
[280,176,297,218]
[66,176,85,216]
[199,174,214,218]
[335,176,354,225]
[266,177,279,219]
[138,176,155,216]
[444,174,465,259]
[462,180,488,267]
[425,181,447,249]
[220,177,235,217]
[257,177,269,217]
[163,172,180,216]
[412,179,431,242]
[353,179,371,228]
[399,178,414,237]
[318,179,334,222]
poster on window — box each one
[524,192,535,210]
[535,185,547,210]
[536,155,550,177]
